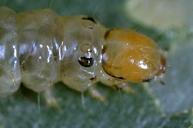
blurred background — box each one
[0,0,193,128]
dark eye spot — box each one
[78,56,94,67]
[82,16,96,24]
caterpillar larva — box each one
[0,7,166,104]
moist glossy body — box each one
[0,7,166,103]
[0,7,105,96]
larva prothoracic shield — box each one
[0,7,166,103]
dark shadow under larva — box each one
[0,7,166,105]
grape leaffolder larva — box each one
[0,7,166,105]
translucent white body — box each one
[0,7,165,103]
[0,7,109,97]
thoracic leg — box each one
[116,82,136,94]
[61,75,107,102]
[43,87,59,108]
[100,77,136,94]
[88,86,106,102]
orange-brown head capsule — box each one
[102,29,166,83]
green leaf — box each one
[0,0,193,128]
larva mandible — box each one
[0,7,166,104]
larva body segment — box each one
[0,7,166,102]
[0,7,106,98]
[16,9,58,92]
[0,7,21,96]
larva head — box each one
[102,29,166,83]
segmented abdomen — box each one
[0,7,61,95]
